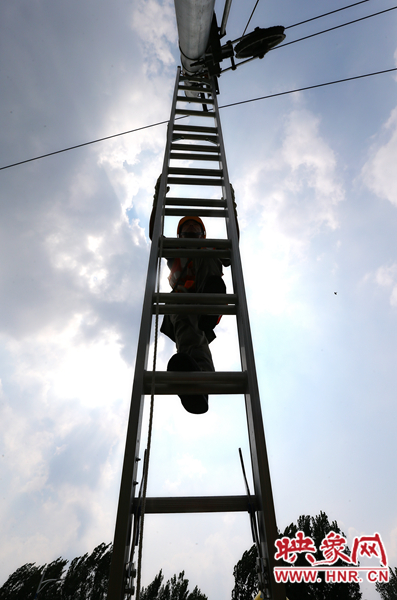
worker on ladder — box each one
[149,182,238,414]
[150,213,227,415]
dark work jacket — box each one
[160,255,226,344]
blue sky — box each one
[1,0,397,598]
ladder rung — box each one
[161,237,231,249]
[168,167,222,177]
[154,293,237,304]
[177,95,214,104]
[143,371,248,395]
[135,495,255,514]
[172,134,219,143]
[174,124,218,134]
[165,197,226,207]
[153,304,236,315]
[178,84,212,93]
[171,144,219,153]
[163,248,230,258]
[167,177,224,186]
[175,108,215,117]
[170,152,220,162]
[180,75,211,83]
[164,208,227,218]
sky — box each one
[1,0,397,599]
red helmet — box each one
[177,216,206,238]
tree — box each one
[376,566,397,600]
[0,544,112,600]
[0,545,206,600]
[140,570,207,600]
[61,542,112,600]
[231,545,258,600]
[231,511,362,600]
[0,557,67,600]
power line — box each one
[1,67,396,172]
[218,67,397,109]
[2,3,395,172]
[286,0,373,30]
[225,3,395,73]
[242,0,261,37]
[0,118,171,172]
[277,5,397,50]
[240,0,376,39]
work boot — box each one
[167,353,208,414]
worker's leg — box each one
[170,312,214,372]
[194,258,227,332]
[168,313,212,414]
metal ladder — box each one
[108,67,285,600]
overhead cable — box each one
[242,0,261,37]
[1,67,396,172]
[218,67,397,109]
[286,0,373,30]
[277,5,397,50]
[241,0,375,39]
[0,118,171,172]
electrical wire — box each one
[0,118,171,171]
[242,0,376,39]
[218,67,397,109]
[226,4,396,70]
[2,2,395,172]
[277,5,397,50]
[1,67,396,172]
[242,0,260,37]
[239,0,376,42]
[286,0,373,30]
[2,0,395,173]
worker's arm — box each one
[221,184,239,267]
[149,175,170,240]
[229,183,240,240]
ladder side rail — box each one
[210,77,285,600]
[107,67,182,600]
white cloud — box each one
[372,263,397,306]
[0,48,154,582]
[163,454,207,492]
[0,0,180,580]
[362,107,397,206]
[236,107,344,315]
[131,0,178,74]
[242,108,345,241]
[0,370,126,578]
[277,109,344,237]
